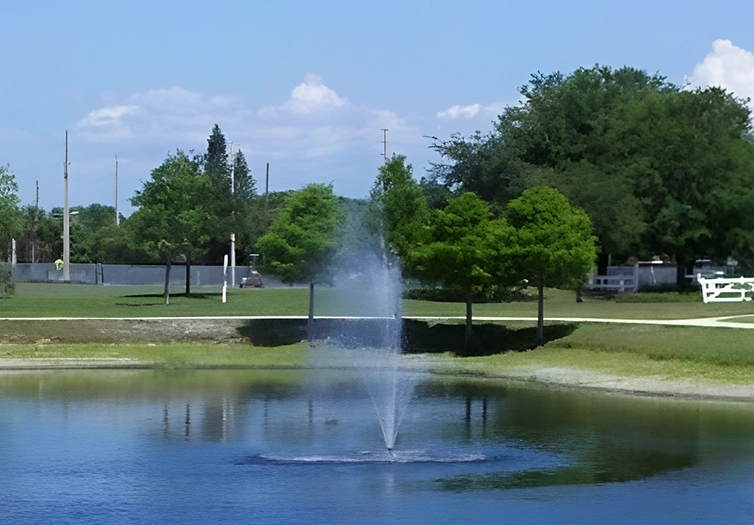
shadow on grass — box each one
[119,293,218,300]
[237,319,308,346]
[115,293,219,307]
[403,320,578,356]
[236,318,577,355]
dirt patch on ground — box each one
[0,318,253,344]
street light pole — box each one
[63,130,70,282]
[229,142,236,288]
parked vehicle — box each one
[239,270,264,288]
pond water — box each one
[1,368,753,524]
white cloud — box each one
[687,39,754,103]
[260,73,348,116]
[437,103,482,119]
[73,75,425,200]
[436,101,506,120]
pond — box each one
[0,368,753,524]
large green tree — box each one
[366,154,430,261]
[196,125,258,265]
[428,65,754,278]
[129,150,215,303]
[505,186,597,346]
[68,203,117,263]
[408,192,513,349]
[256,183,344,340]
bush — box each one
[0,263,15,297]
[403,284,536,303]
[614,291,701,303]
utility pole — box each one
[63,131,70,282]
[265,162,269,227]
[381,129,389,161]
[32,180,38,262]
[229,142,235,288]
[115,154,119,226]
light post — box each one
[63,131,70,281]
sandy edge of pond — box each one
[1,357,753,403]
[454,365,754,403]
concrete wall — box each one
[11,263,257,287]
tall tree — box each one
[366,154,430,261]
[505,186,597,346]
[129,150,215,303]
[229,149,258,263]
[199,124,233,264]
[204,124,231,191]
[232,149,256,202]
[256,183,344,341]
[427,65,754,278]
[408,192,513,350]
[69,203,117,263]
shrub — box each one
[0,263,15,297]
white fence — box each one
[698,276,754,303]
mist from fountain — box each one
[322,242,421,452]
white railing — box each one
[589,266,638,292]
[698,276,754,303]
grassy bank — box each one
[6,282,754,319]
[3,283,754,393]
[1,320,753,386]
[0,341,310,368]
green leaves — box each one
[506,186,597,287]
[366,154,430,260]
[409,192,513,290]
[428,64,754,273]
[129,150,215,260]
[257,183,344,284]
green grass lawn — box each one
[4,282,754,387]
[6,282,754,319]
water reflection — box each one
[0,370,753,523]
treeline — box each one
[1,126,292,267]
[3,64,754,285]
[422,65,754,280]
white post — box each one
[222,254,228,303]
[230,233,236,288]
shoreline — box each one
[449,365,754,404]
[2,356,754,404]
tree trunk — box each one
[185,253,191,296]
[675,256,690,289]
[597,252,610,276]
[464,285,473,353]
[163,259,171,305]
[307,281,315,345]
[463,286,472,351]
[536,270,544,347]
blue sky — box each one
[2,0,754,215]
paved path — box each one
[3,314,754,328]
[406,314,754,329]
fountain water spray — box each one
[324,247,421,452]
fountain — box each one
[318,245,422,453]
